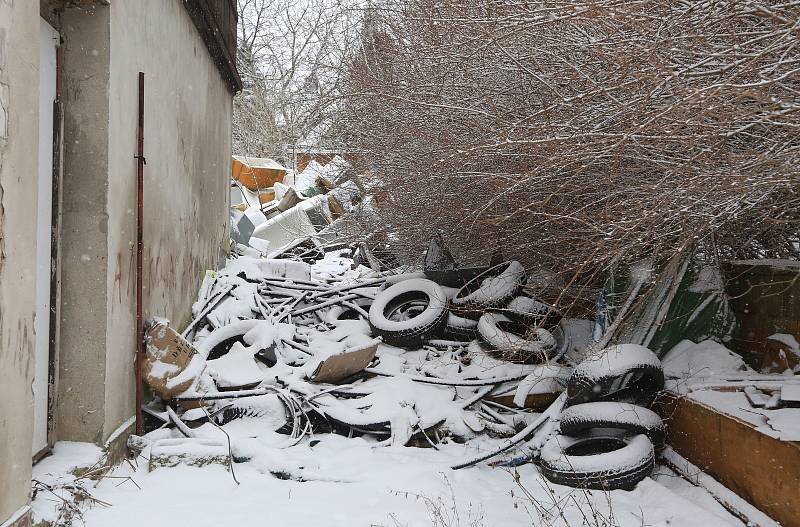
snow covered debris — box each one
[36,244,763,526]
[662,339,751,384]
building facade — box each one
[0,2,240,525]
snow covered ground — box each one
[27,251,770,527]
[32,439,744,527]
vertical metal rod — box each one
[47,43,63,449]
[135,72,145,435]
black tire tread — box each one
[451,262,525,316]
[560,415,665,450]
[370,306,448,348]
[566,363,665,407]
[541,455,654,491]
[444,317,478,340]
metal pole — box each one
[135,72,145,435]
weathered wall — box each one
[0,1,40,524]
[57,3,111,443]
[103,0,231,438]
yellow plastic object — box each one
[231,155,286,191]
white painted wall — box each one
[0,1,40,524]
[103,0,232,439]
[55,1,232,444]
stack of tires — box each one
[367,261,564,361]
[538,344,666,491]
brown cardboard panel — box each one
[657,392,799,527]
[143,321,200,399]
[311,341,378,384]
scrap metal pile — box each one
[139,235,669,491]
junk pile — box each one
[137,231,669,492]
[229,155,365,261]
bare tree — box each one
[234,0,361,164]
[337,0,800,306]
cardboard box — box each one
[143,320,200,399]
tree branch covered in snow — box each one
[337,0,800,296]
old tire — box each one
[194,319,261,360]
[451,261,526,317]
[499,296,563,329]
[567,344,664,407]
[444,312,479,340]
[477,312,556,363]
[325,305,364,323]
[560,402,665,449]
[369,279,447,348]
[539,433,655,491]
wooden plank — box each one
[311,341,379,384]
[657,392,799,527]
[722,260,800,370]
[486,392,559,411]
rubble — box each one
[139,213,679,492]
[142,155,800,497]
[226,154,378,267]
[98,154,792,520]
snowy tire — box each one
[477,312,556,363]
[368,279,447,348]
[539,433,655,491]
[194,319,261,360]
[217,394,288,428]
[451,261,526,317]
[325,304,365,323]
[560,402,665,449]
[444,312,479,340]
[499,296,563,329]
[567,344,664,407]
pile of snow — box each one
[662,339,751,383]
[33,438,746,527]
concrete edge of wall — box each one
[0,506,31,527]
[103,416,136,468]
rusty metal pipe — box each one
[135,72,145,435]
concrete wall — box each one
[0,1,231,520]
[55,0,231,441]
[0,1,40,524]
[58,3,111,443]
[103,0,231,439]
